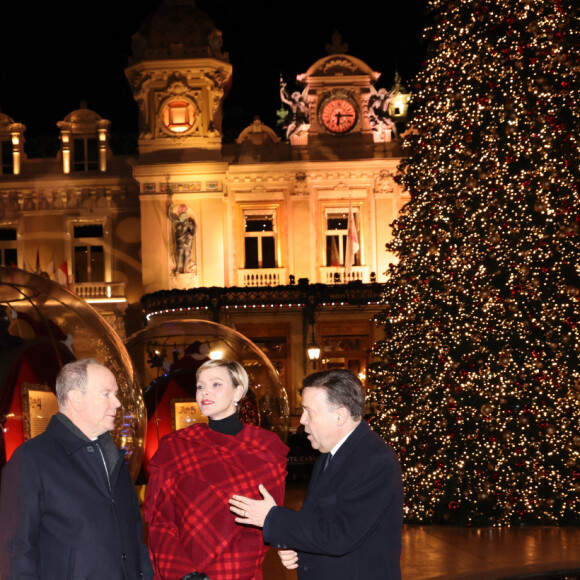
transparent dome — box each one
[125,318,289,467]
[0,267,146,480]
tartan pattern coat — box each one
[144,423,288,580]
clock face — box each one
[320,98,358,134]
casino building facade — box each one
[0,0,411,426]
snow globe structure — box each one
[0,267,146,480]
[125,318,290,469]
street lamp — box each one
[387,72,411,121]
[307,327,320,368]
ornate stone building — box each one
[0,0,410,425]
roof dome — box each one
[0,111,16,129]
[129,0,229,64]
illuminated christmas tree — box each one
[368,0,580,525]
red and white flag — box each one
[345,204,359,274]
[56,261,70,288]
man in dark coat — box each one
[0,358,153,580]
[230,368,404,580]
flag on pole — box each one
[56,261,70,288]
[344,204,359,275]
[46,257,55,280]
[35,249,41,275]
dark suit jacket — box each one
[264,420,403,580]
[0,414,153,580]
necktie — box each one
[324,453,332,471]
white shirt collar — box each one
[329,422,358,457]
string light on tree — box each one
[367,0,579,526]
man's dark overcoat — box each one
[263,420,404,580]
[0,414,153,579]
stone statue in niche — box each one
[167,196,196,274]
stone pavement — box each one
[262,482,580,579]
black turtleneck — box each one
[208,412,243,436]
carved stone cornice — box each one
[0,186,137,217]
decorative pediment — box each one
[236,117,280,145]
[58,106,110,134]
[166,75,189,94]
[297,54,380,82]
[0,112,16,130]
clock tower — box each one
[125,0,232,160]
[293,33,380,160]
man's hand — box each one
[278,549,299,570]
[229,484,276,528]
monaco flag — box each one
[345,204,359,274]
[56,261,70,288]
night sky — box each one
[1,0,429,146]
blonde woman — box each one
[144,359,288,580]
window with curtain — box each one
[73,224,104,282]
[73,138,99,172]
[244,211,277,269]
[324,208,360,267]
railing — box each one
[237,268,287,287]
[141,280,385,321]
[320,266,369,284]
[73,281,126,302]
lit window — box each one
[73,138,99,172]
[73,224,104,282]
[244,211,276,269]
[0,228,18,266]
[324,208,360,267]
[162,100,196,133]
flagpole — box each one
[345,200,359,279]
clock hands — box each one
[334,111,354,128]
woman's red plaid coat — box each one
[144,423,288,580]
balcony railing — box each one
[237,268,287,287]
[142,280,385,321]
[73,281,126,302]
[320,266,369,284]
